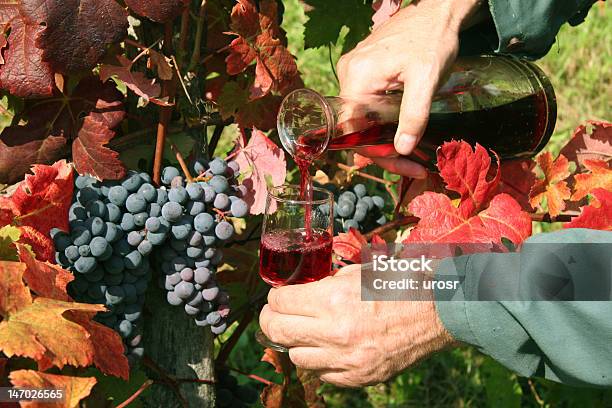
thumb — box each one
[394,65,440,156]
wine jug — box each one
[277,55,556,165]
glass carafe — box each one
[277,55,556,165]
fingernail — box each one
[395,133,417,155]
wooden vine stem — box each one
[143,12,215,407]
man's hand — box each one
[337,0,483,178]
[259,265,455,387]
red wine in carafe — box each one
[325,91,552,160]
[259,229,333,287]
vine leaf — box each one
[559,120,611,170]
[372,0,401,29]
[17,245,130,379]
[218,81,281,131]
[406,192,531,246]
[0,261,30,315]
[303,0,373,51]
[125,0,189,23]
[0,160,73,261]
[353,153,374,169]
[148,49,174,80]
[10,370,97,408]
[0,77,126,183]
[333,228,367,263]
[0,260,107,370]
[529,152,572,217]
[0,225,21,261]
[233,128,286,215]
[72,111,126,181]
[100,55,162,103]
[17,244,73,301]
[565,188,612,231]
[498,159,536,211]
[437,142,501,216]
[30,0,128,74]
[571,159,612,201]
[406,141,532,246]
[226,0,301,99]
[0,17,55,97]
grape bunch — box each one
[156,157,247,335]
[318,183,387,234]
[51,171,169,363]
[216,369,259,408]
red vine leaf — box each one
[353,153,374,169]
[72,112,126,181]
[148,49,174,81]
[372,0,402,29]
[559,120,612,169]
[565,188,612,231]
[0,17,55,97]
[571,159,612,201]
[0,261,31,315]
[66,311,129,380]
[226,0,301,99]
[0,294,105,371]
[405,192,532,246]
[0,160,73,260]
[16,244,129,379]
[10,370,96,408]
[29,0,128,74]
[333,228,367,263]
[0,77,125,183]
[437,141,501,216]
[529,152,572,217]
[498,159,537,211]
[17,244,72,301]
[1,159,73,235]
[125,0,189,23]
[100,55,162,102]
[17,226,54,262]
[233,128,286,215]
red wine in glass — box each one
[259,229,333,287]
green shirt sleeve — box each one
[459,0,597,59]
[435,228,612,387]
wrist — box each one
[417,0,486,33]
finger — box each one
[372,156,427,179]
[259,305,326,347]
[394,63,441,155]
[354,144,397,158]
[319,371,361,388]
[289,347,344,371]
[267,282,327,317]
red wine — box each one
[259,229,333,287]
[296,157,314,240]
[297,91,555,163]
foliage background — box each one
[220,1,611,407]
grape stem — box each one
[224,364,276,386]
[170,141,194,183]
[216,309,255,365]
[116,380,154,408]
[189,0,207,71]
[152,23,177,186]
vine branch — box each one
[152,23,177,186]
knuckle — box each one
[267,289,282,311]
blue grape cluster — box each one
[318,183,387,234]
[51,171,165,363]
[51,159,247,362]
[157,158,247,334]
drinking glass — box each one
[256,184,334,352]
